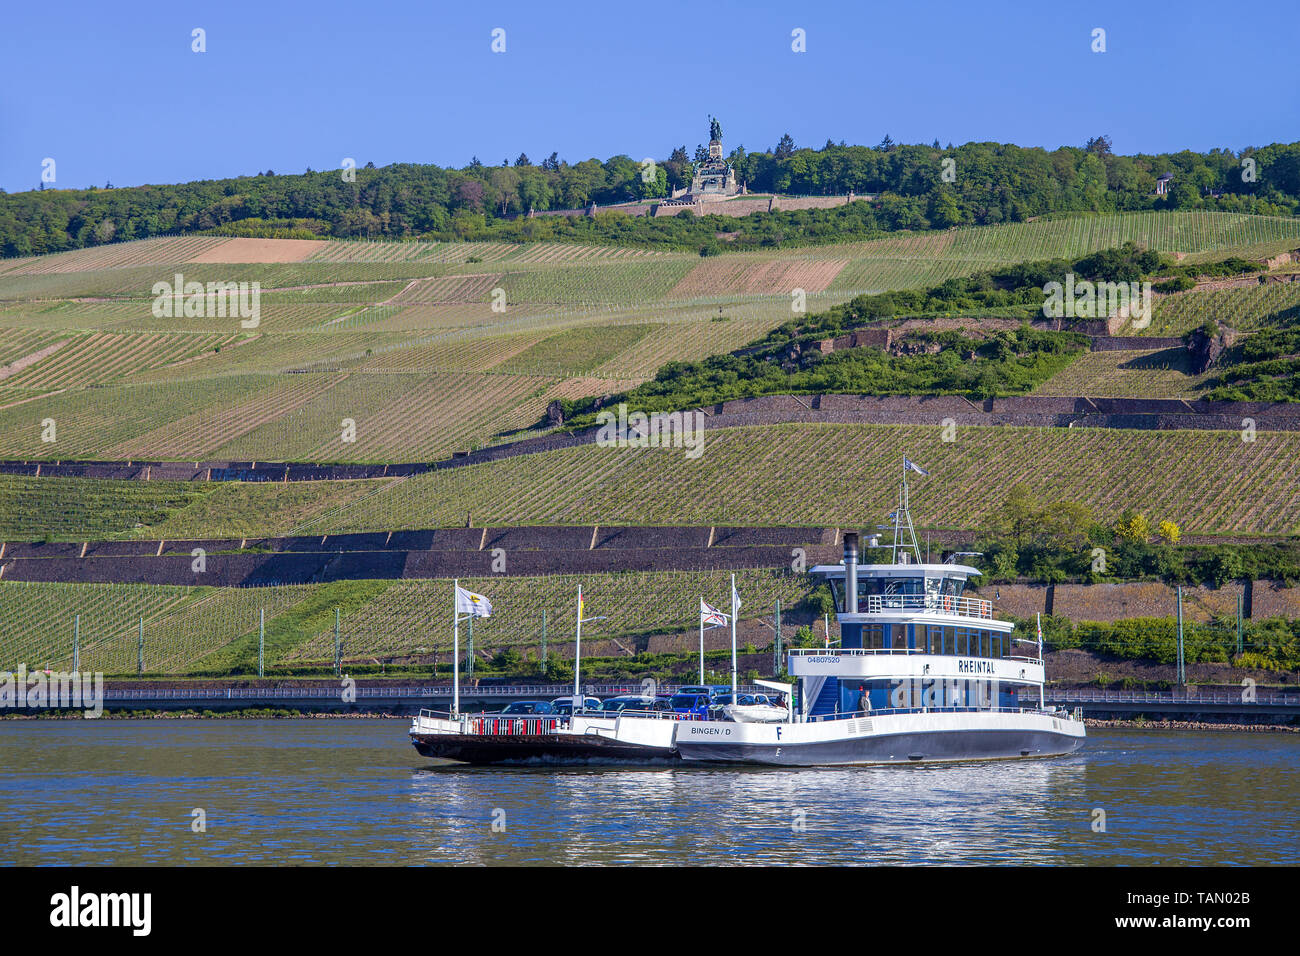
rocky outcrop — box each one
[1184,324,1238,374]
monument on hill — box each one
[672,115,740,202]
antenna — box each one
[892,458,923,564]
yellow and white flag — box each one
[455,586,493,618]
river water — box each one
[1,719,1294,865]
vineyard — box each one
[1031,348,1212,399]
[304,423,1300,537]
[1147,281,1300,336]
[0,569,814,674]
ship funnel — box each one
[843,531,859,614]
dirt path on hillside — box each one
[0,340,69,381]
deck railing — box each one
[787,647,1041,664]
[865,594,993,619]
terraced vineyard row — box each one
[0,581,194,672]
[1147,282,1300,336]
[0,568,812,674]
[0,328,67,368]
[1,332,240,388]
[205,371,553,462]
[500,260,693,307]
[0,476,219,540]
[0,375,296,459]
[2,236,231,275]
[284,569,812,663]
[945,211,1300,261]
[105,373,351,459]
[509,243,673,263]
[315,423,1300,535]
[1030,349,1212,399]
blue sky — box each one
[2,0,1296,193]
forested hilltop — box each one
[3,137,1300,257]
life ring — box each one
[942,595,953,612]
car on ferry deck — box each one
[552,696,602,716]
[500,700,557,715]
[670,692,710,718]
[600,695,660,714]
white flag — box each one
[904,457,929,476]
[731,580,742,612]
[701,599,729,628]
[456,586,493,618]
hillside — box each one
[3,209,1300,679]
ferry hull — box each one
[676,713,1086,767]
[410,732,678,765]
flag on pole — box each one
[455,586,493,618]
[731,580,742,611]
[577,590,585,623]
[701,599,729,629]
[904,457,929,476]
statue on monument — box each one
[709,115,722,143]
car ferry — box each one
[408,707,681,764]
[675,461,1086,766]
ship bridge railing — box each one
[788,647,1043,665]
[804,704,1077,722]
[864,594,993,619]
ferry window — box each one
[863,625,884,649]
[924,577,942,605]
[828,579,843,612]
[883,577,923,596]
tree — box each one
[774,134,796,160]
[1115,510,1151,543]
[1084,135,1113,158]
[1157,520,1181,545]
[877,134,895,152]
[1040,501,1094,550]
[514,153,531,167]
[998,484,1040,547]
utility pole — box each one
[1236,593,1244,656]
[137,617,144,675]
[1175,586,1185,686]
[774,599,782,674]
[73,614,80,672]
[258,608,265,679]
[334,607,341,678]
[541,610,548,675]
[467,611,474,676]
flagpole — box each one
[699,597,705,685]
[573,585,582,704]
[730,573,738,704]
[452,578,460,718]
[1037,612,1044,710]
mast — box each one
[730,573,738,703]
[452,578,460,718]
[1036,612,1044,709]
[573,585,583,705]
[699,596,705,685]
[892,458,923,563]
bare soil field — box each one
[187,237,331,263]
